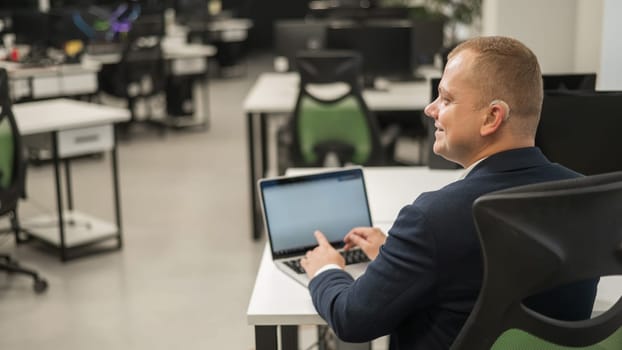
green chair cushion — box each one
[0,118,14,188]
[492,327,622,350]
[297,96,371,164]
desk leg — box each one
[281,325,298,349]
[52,133,68,261]
[64,160,73,210]
[247,112,257,239]
[255,326,277,350]
[247,112,265,240]
[111,129,123,249]
[254,325,298,350]
[260,113,268,178]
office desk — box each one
[247,167,462,350]
[14,99,131,261]
[83,42,217,65]
[84,43,216,129]
[247,166,621,349]
[0,61,101,101]
[243,72,437,239]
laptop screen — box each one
[260,168,372,257]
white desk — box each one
[206,18,253,42]
[82,42,217,65]
[247,167,462,349]
[1,61,101,101]
[243,71,439,239]
[84,43,216,129]
[247,166,621,349]
[14,99,131,261]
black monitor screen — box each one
[50,0,95,8]
[0,0,39,13]
[326,20,414,83]
[542,73,597,91]
[274,19,327,71]
[12,12,50,46]
[536,91,622,175]
[412,18,444,65]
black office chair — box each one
[0,68,48,293]
[98,28,167,132]
[451,172,622,349]
[278,50,399,173]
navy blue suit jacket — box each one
[309,147,598,350]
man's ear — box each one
[481,100,509,136]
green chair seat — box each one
[492,327,622,350]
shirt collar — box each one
[459,157,487,180]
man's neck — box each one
[462,139,535,169]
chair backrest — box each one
[0,68,25,216]
[99,29,166,99]
[290,50,384,166]
[451,172,622,350]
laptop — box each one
[258,168,372,286]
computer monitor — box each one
[50,0,95,9]
[0,0,39,13]
[542,73,596,91]
[536,90,622,175]
[12,12,50,46]
[126,12,164,38]
[326,19,415,86]
[175,0,207,21]
[274,19,327,71]
[411,18,444,65]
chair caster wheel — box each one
[34,279,48,293]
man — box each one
[300,36,598,349]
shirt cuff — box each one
[312,264,343,279]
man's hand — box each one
[301,231,345,278]
[343,227,387,260]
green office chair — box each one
[280,50,398,172]
[0,68,48,293]
[451,172,622,349]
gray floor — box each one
[0,54,274,349]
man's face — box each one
[424,50,487,167]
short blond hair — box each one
[449,36,543,134]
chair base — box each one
[0,254,48,293]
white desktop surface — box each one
[243,72,434,114]
[207,18,253,32]
[13,98,130,135]
[247,167,463,326]
[83,43,216,65]
[0,61,101,79]
[248,166,620,326]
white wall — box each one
[483,0,622,89]
[574,0,603,73]
[598,0,622,90]
[482,0,578,73]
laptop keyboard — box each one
[284,249,370,274]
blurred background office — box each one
[0,0,620,349]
